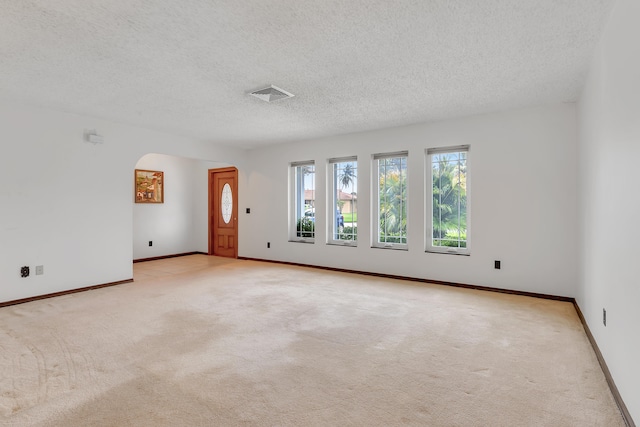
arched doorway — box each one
[133,153,235,261]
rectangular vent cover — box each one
[249,85,294,102]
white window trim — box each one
[289,161,315,243]
[372,152,409,250]
[328,156,358,247]
[426,145,470,255]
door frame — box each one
[208,167,239,258]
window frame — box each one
[328,156,358,246]
[372,151,409,250]
[426,145,470,255]
[289,160,316,243]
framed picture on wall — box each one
[135,169,164,203]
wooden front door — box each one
[209,167,238,258]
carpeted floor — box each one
[0,255,625,426]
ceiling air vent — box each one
[249,85,294,102]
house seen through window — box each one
[291,161,315,242]
[329,157,357,244]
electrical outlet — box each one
[246,208,251,214]
[603,308,606,327]
[267,242,271,248]
[149,241,153,247]
[36,265,44,275]
[20,266,29,278]
[494,260,501,269]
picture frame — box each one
[135,169,164,203]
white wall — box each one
[577,0,640,421]
[0,101,244,303]
[241,104,579,297]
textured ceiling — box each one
[0,0,614,148]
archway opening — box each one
[132,153,232,262]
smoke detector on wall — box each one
[84,129,104,144]
[248,85,295,102]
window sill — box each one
[289,239,315,244]
[425,249,470,256]
[327,241,357,247]
[371,245,408,251]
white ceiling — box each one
[0,0,614,148]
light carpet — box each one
[0,255,624,426]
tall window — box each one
[373,152,408,249]
[427,146,469,254]
[329,157,357,244]
[290,161,315,242]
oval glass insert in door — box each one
[221,183,233,224]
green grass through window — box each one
[342,213,357,223]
